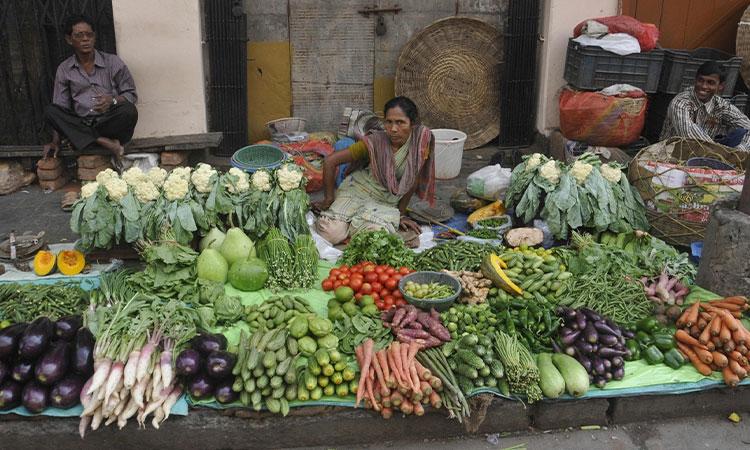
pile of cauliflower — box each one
[80,161,305,204]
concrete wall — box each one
[535,0,619,135]
[244,0,508,141]
[112,0,208,138]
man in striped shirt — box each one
[43,14,138,160]
[660,61,750,151]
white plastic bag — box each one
[121,153,159,172]
[572,33,641,55]
[466,164,512,201]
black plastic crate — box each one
[564,38,664,93]
[727,92,749,112]
[658,48,742,96]
[643,93,674,143]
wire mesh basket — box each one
[231,144,286,173]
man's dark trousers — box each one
[44,102,138,151]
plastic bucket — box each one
[432,129,467,179]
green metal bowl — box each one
[398,271,461,311]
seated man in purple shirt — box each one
[43,14,138,160]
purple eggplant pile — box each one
[0,315,93,412]
[175,333,239,404]
[553,307,634,388]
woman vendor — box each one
[313,96,436,247]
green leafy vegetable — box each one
[339,230,415,267]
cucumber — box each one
[456,349,486,370]
[262,351,277,369]
[489,360,505,379]
[479,366,491,377]
[456,363,478,379]
[459,334,479,348]
[537,353,565,399]
[551,353,589,397]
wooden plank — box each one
[659,0,690,48]
[620,0,638,17]
[632,0,664,29]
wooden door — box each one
[622,0,750,52]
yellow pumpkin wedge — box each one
[480,253,523,295]
[33,250,56,276]
[57,250,85,276]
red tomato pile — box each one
[321,262,414,310]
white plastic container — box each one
[431,129,467,179]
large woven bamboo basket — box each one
[395,17,502,150]
[737,6,750,88]
[628,138,747,247]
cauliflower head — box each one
[122,167,147,187]
[570,160,594,184]
[600,163,622,183]
[277,164,304,192]
[104,178,128,202]
[134,180,159,203]
[163,173,190,201]
[538,160,561,185]
[251,170,272,192]
[95,168,119,185]
[191,163,217,193]
[170,166,192,181]
[80,182,99,199]
[147,167,168,187]
[525,153,544,171]
[226,167,250,193]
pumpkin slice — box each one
[33,250,56,276]
[480,253,523,296]
[57,250,85,276]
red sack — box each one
[279,139,335,193]
[559,88,647,147]
[574,15,659,52]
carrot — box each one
[706,341,716,351]
[356,339,375,407]
[355,344,364,367]
[732,328,746,346]
[675,329,707,349]
[710,315,723,336]
[723,366,741,386]
[711,351,729,368]
[699,318,715,345]
[419,380,433,396]
[409,364,421,393]
[720,322,732,344]
[697,318,708,330]
[389,391,403,407]
[729,359,748,378]
[718,296,747,306]
[400,399,414,415]
[371,350,389,397]
[677,342,713,376]
[724,340,736,353]
[400,342,410,379]
[730,310,743,319]
[699,311,713,322]
[414,361,431,380]
[729,350,748,366]
[380,407,393,419]
[406,341,421,369]
[386,345,402,387]
[686,302,701,327]
[413,401,425,416]
[429,390,442,409]
[705,302,743,312]
[739,344,750,355]
[391,342,405,387]
[716,309,741,332]
[692,346,714,364]
[677,303,695,327]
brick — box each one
[77,166,110,181]
[36,158,61,170]
[532,398,610,430]
[160,151,189,165]
[77,154,111,169]
[38,175,68,191]
[610,387,750,424]
[36,166,64,181]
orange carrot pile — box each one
[674,296,750,386]
[354,339,443,419]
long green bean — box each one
[415,241,502,272]
[0,282,88,322]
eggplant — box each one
[621,329,635,339]
[598,347,627,359]
[551,340,562,353]
[604,371,613,381]
[0,380,22,409]
[598,334,619,347]
[560,330,581,346]
[581,308,602,322]
[593,320,621,337]
[18,317,53,361]
[576,341,594,355]
[175,349,202,377]
[613,366,625,381]
[205,351,236,380]
[593,376,607,388]
[611,356,624,368]
[11,360,34,383]
[72,327,95,376]
[577,354,592,373]
[214,378,239,404]
[592,357,606,376]
[0,360,7,383]
[49,374,85,409]
[575,313,587,331]
[0,323,27,360]
[603,358,612,370]
[187,373,214,400]
[564,346,576,357]
[584,321,598,344]
[35,342,70,385]
[21,381,48,413]
[54,315,82,341]
[591,344,599,354]
[191,333,227,355]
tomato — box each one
[393,289,403,299]
[375,300,385,309]
[384,278,398,290]
[392,274,402,282]
[362,264,375,272]
[374,265,386,274]
[349,278,363,292]
[339,265,349,272]
[333,280,342,289]
[321,279,333,291]
[386,267,396,275]
[355,293,363,300]
[360,283,373,294]
[364,272,379,283]
[383,296,395,308]
[370,292,380,301]
[396,298,407,306]
[380,288,390,298]
[341,278,350,286]
[377,273,389,283]
[337,273,349,281]
[330,269,341,277]
[371,281,382,292]
[399,266,410,275]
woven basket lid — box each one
[737,5,750,86]
[395,17,502,150]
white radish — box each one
[96,385,106,401]
[103,392,120,417]
[117,415,127,430]
[150,363,162,400]
[123,350,140,388]
[151,406,165,429]
[91,407,103,431]
[136,341,156,382]
[104,361,125,405]
[104,414,117,427]
[81,396,103,417]
[80,378,93,408]
[114,392,130,416]
[87,358,112,395]
[79,415,91,439]
[161,385,183,422]
[159,348,173,388]
[119,397,139,424]
[133,374,149,408]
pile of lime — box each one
[327,286,380,321]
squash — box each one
[33,250,56,276]
[467,200,505,225]
[537,353,565,399]
[57,250,85,276]
[480,253,522,295]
